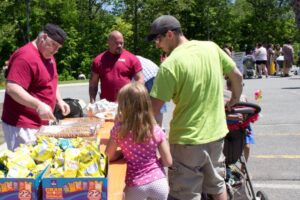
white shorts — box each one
[124,178,169,200]
[2,122,38,151]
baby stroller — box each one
[243,55,257,79]
[201,102,267,200]
[223,102,268,200]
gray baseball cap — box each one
[146,15,181,41]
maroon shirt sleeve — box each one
[7,58,32,90]
[92,56,101,74]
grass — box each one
[0,79,88,90]
[58,79,89,84]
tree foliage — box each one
[0,0,298,80]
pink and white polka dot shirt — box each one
[111,124,167,186]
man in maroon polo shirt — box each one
[2,23,70,151]
[89,30,144,103]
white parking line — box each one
[254,155,300,159]
[254,183,300,189]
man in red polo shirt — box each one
[89,31,144,103]
[2,23,70,151]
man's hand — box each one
[226,97,239,111]
[57,100,71,116]
[36,102,56,120]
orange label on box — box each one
[0,182,15,193]
[88,181,102,190]
[19,181,32,192]
[67,181,84,192]
[45,188,63,199]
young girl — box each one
[105,82,172,200]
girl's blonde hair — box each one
[117,82,156,143]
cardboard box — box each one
[42,159,108,200]
[0,167,47,200]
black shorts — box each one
[256,60,267,65]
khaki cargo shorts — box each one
[168,139,226,200]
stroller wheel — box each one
[226,182,234,200]
[256,190,268,200]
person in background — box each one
[105,82,172,200]
[282,40,294,77]
[78,71,86,80]
[297,50,300,68]
[276,52,284,76]
[274,44,282,76]
[254,42,268,78]
[89,30,144,103]
[136,55,167,127]
[242,50,256,79]
[267,43,275,75]
[147,15,243,200]
[1,23,70,151]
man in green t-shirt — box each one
[147,15,243,200]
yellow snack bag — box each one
[37,136,58,145]
[79,143,100,163]
[6,165,31,178]
[14,144,31,155]
[0,170,5,178]
[64,148,80,178]
[0,149,14,165]
[31,141,58,162]
[64,160,79,178]
[77,158,102,177]
[31,158,52,177]
[53,150,64,167]
[49,167,64,178]
[71,137,84,148]
[7,151,36,171]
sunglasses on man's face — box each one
[154,32,168,43]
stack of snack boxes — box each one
[0,145,50,200]
[0,135,108,200]
[41,137,108,200]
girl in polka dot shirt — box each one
[105,82,172,200]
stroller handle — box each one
[226,102,261,131]
[226,102,261,115]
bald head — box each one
[108,31,124,55]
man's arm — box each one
[89,71,100,103]
[225,67,243,109]
[6,81,56,120]
[133,71,144,84]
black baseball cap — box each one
[43,23,67,45]
[146,15,181,42]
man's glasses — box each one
[45,36,62,50]
[154,33,166,42]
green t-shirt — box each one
[150,40,235,144]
